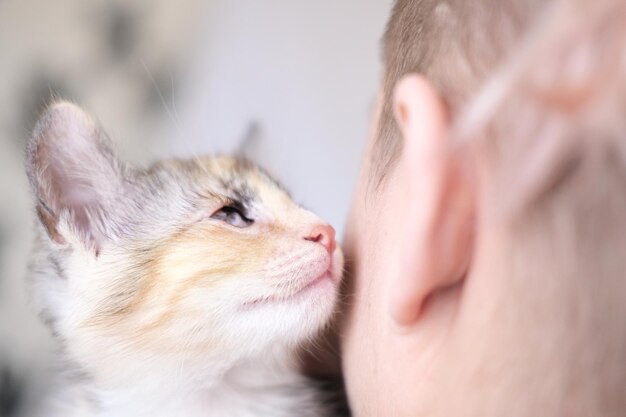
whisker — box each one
[140,58,212,178]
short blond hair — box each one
[373,0,542,183]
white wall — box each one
[172,1,392,236]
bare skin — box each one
[340,75,626,416]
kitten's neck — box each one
[55,354,322,417]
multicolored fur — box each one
[25,102,343,417]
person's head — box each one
[341,0,626,415]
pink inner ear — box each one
[27,101,121,251]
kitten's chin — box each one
[241,270,336,311]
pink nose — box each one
[304,224,336,254]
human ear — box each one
[389,75,475,327]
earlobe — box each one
[389,75,474,327]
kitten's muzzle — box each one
[242,261,336,309]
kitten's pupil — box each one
[211,205,253,228]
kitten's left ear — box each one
[26,101,130,253]
[234,120,263,160]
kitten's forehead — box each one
[164,156,294,214]
[208,156,284,203]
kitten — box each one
[24,102,343,417]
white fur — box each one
[28,217,343,417]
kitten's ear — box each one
[25,101,127,253]
[234,121,263,160]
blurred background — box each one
[0,1,391,415]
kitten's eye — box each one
[210,205,254,228]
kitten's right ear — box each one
[25,101,127,253]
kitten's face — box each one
[26,102,342,375]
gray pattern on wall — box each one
[0,1,203,415]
